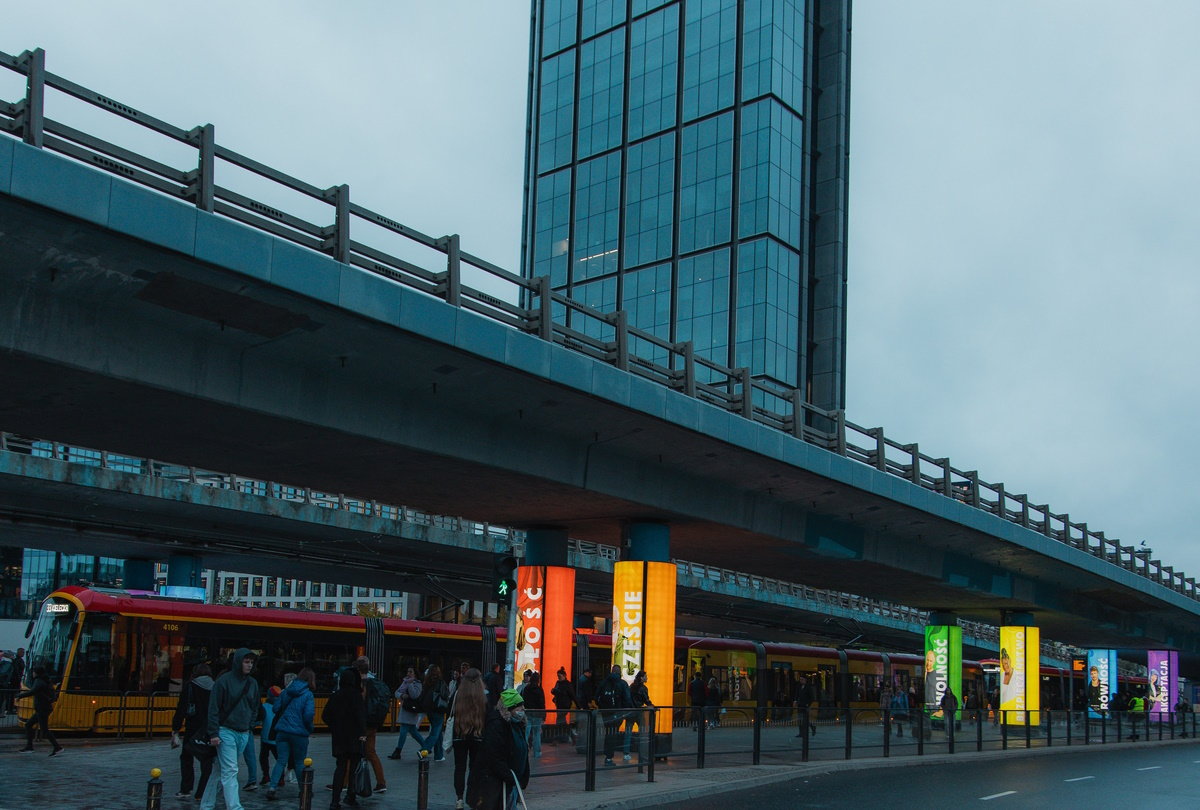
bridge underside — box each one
[1,158,1198,667]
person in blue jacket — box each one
[266,668,315,801]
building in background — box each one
[521,0,852,415]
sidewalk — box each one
[1,723,1196,810]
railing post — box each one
[994,481,1006,518]
[443,233,460,306]
[196,124,215,212]
[647,709,656,782]
[844,707,852,759]
[1046,710,1052,747]
[917,710,924,755]
[967,471,981,508]
[146,767,163,810]
[883,708,890,758]
[948,707,955,755]
[1066,709,1072,746]
[584,711,597,791]
[681,340,696,398]
[873,428,887,472]
[907,443,921,485]
[22,48,45,148]
[1001,713,1007,750]
[752,706,761,765]
[1116,710,1121,743]
[835,409,847,455]
[801,706,810,762]
[333,184,351,264]
[1025,709,1031,748]
[613,309,628,371]
[537,275,553,341]
[976,708,983,751]
[738,368,753,419]
[697,708,706,769]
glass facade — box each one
[521,0,850,411]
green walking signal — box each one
[492,555,517,601]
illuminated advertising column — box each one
[923,625,962,720]
[515,565,575,720]
[1147,650,1179,720]
[612,560,677,721]
[1086,649,1117,718]
[999,625,1040,725]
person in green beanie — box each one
[465,689,530,810]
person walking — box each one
[171,663,214,799]
[596,665,633,768]
[388,665,426,760]
[522,671,546,759]
[5,648,25,714]
[550,667,576,744]
[356,656,390,793]
[258,687,282,786]
[324,667,366,809]
[688,671,707,731]
[482,663,503,702]
[451,668,487,810]
[421,665,450,763]
[939,686,959,738]
[706,678,723,728]
[200,648,260,810]
[18,665,63,757]
[0,650,14,714]
[794,675,816,737]
[622,670,653,761]
[576,666,596,711]
[890,685,909,737]
[266,667,315,801]
[465,689,530,810]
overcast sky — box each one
[4,2,1198,583]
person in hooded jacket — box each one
[18,664,63,757]
[388,664,426,760]
[267,667,315,801]
[324,667,366,809]
[171,663,215,799]
[466,689,530,810]
[522,671,546,758]
[200,648,260,810]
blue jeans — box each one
[424,713,446,759]
[241,730,257,781]
[271,731,308,790]
[526,718,543,757]
[201,727,249,810]
[393,722,426,754]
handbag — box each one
[267,692,292,742]
[353,757,373,798]
[442,715,455,754]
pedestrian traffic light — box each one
[493,556,518,600]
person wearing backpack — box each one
[171,663,215,799]
[421,665,450,763]
[596,665,632,768]
[266,668,315,801]
[355,657,389,793]
[387,665,427,760]
[19,664,63,756]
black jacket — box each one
[631,681,652,708]
[18,672,56,715]
[523,684,546,714]
[172,676,214,735]
[689,677,707,706]
[323,669,366,757]
[467,705,530,810]
[576,676,595,708]
[551,678,575,711]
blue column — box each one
[625,522,670,562]
[167,554,204,588]
[525,528,569,567]
[123,559,155,591]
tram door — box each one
[140,619,188,694]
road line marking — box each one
[1064,776,1094,782]
[1137,766,1162,771]
[980,792,1016,801]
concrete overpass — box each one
[1,47,1198,663]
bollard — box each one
[417,754,430,810]
[752,706,762,766]
[584,711,597,792]
[146,767,163,810]
[298,757,314,810]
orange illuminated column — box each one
[515,564,575,720]
[613,559,677,728]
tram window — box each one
[341,585,352,598]
[71,614,114,690]
[282,580,293,597]
[311,639,358,691]
[252,578,263,597]
[267,579,277,597]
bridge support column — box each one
[999,612,1039,728]
[615,522,675,755]
[123,558,156,591]
[514,528,574,702]
[924,612,962,728]
[166,553,204,589]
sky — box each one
[3,1,1198,580]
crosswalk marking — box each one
[1137,766,1162,771]
[1064,776,1094,782]
[980,791,1017,801]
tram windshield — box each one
[26,596,78,686]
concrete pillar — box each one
[525,528,569,566]
[166,554,204,588]
[123,559,156,591]
[625,522,670,562]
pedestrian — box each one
[465,689,530,810]
[522,671,545,758]
[550,667,576,744]
[878,681,893,730]
[265,667,314,801]
[482,663,503,702]
[356,656,390,793]
[576,666,595,710]
[596,665,632,767]
[622,670,653,761]
[8,648,26,713]
[199,648,260,810]
[794,675,816,737]
[18,664,63,757]
[258,687,282,786]
[421,665,450,762]
[0,650,15,714]
[171,663,215,799]
[516,669,532,695]
[989,686,1000,727]
[451,668,487,810]
[939,686,958,737]
[706,678,723,728]
[890,685,909,737]
[388,665,426,760]
[688,671,706,731]
[323,667,366,809]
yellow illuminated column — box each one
[999,624,1040,725]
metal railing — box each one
[1,430,1074,657]
[0,47,1193,603]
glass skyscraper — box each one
[521,0,851,413]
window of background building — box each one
[569,276,618,342]
[682,0,737,122]
[582,0,625,39]
[624,263,673,367]
[679,113,734,253]
[573,151,623,282]
[388,590,401,598]
[677,247,731,379]
[576,28,625,160]
[357,587,369,598]
[267,578,277,597]
[341,603,353,614]
[542,0,578,55]
[534,168,573,288]
[735,237,800,385]
[252,577,263,597]
[624,133,676,268]
[741,0,804,113]
[628,4,680,141]
[238,578,249,598]
[538,49,576,174]
[739,99,803,249]
[341,585,352,597]
[373,588,384,598]
[282,580,292,597]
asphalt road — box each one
[658,744,1200,808]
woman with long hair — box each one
[450,668,487,810]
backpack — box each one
[419,681,447,715]
[595,677,620,711]
[364,678,391,726]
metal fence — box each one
[0,46,1193,603]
